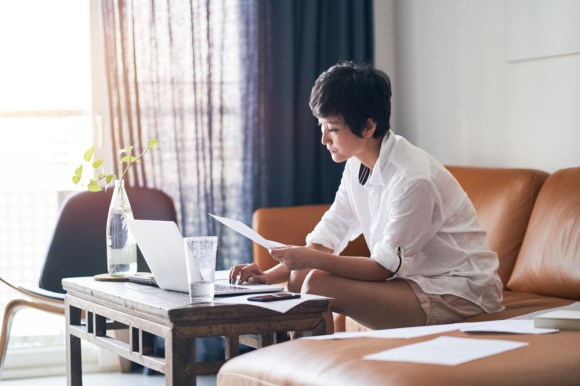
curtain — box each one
[101,0,258,269]
[259,0,374,208]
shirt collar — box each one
[364,132,393,188]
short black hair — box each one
[309,61,391,138]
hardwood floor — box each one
[1,372,217,385]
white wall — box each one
[374,0,580,172]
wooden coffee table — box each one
[62,277,328,386]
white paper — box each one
[209,214,286,250]
[305,318,561,342]
[535,309,580,320]
[460,319,558,334]
[214,293,329,314]
[304,323,474,340]
[363,336,528,366]
[511,301,580,320]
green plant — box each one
[72,139,158,192]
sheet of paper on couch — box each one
[214,293,330,313]
[510,301,580,320]
[304,319,559,341]
[362,336,528,366]
[304,323,468,340]
[459,319,557,334]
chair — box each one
[0,186,177,378]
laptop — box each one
[126,219,284,296]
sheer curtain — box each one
[101,0,260,268]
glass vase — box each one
[106,179,137,277]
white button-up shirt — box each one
[306,133,503,313]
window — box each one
[0,0,114,378]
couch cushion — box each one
[508,168,580,300]
[463,290,575,322]
[340,290,575,331]
[447,166,548,287]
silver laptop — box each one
[126,219,284,296]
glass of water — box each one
[183,236,218,302]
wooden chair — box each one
[0,187,177,378]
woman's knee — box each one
[287,269,311,293]
[301,269,334,295]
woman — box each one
[230,61,503,333]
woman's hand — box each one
[269,245,316,271]
[229,263,269,285]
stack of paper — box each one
[534,310,580,330]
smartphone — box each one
[247,292,301,302]
[127,272,158,287]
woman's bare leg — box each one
[302,269,426,330]
[287,268,312,293]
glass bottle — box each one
[106,179,137,276]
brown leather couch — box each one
[218,166,580,386]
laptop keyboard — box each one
[215,283,250,293]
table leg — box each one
[224,336,240,360]
[65,302,82,386]
[312,316,327,337]
[260,333,274,347]
[165,329,196,386]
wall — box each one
[374,0,580,172]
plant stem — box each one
[118,144,152,181]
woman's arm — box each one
[229,243,347,285]
[263,262,291,284]
[262,243,335,283]
[270,245,392,281]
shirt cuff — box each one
[305,231,340,254]
[371,243,402,273]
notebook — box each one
[126,219,284,296]
[534,310,580,331]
